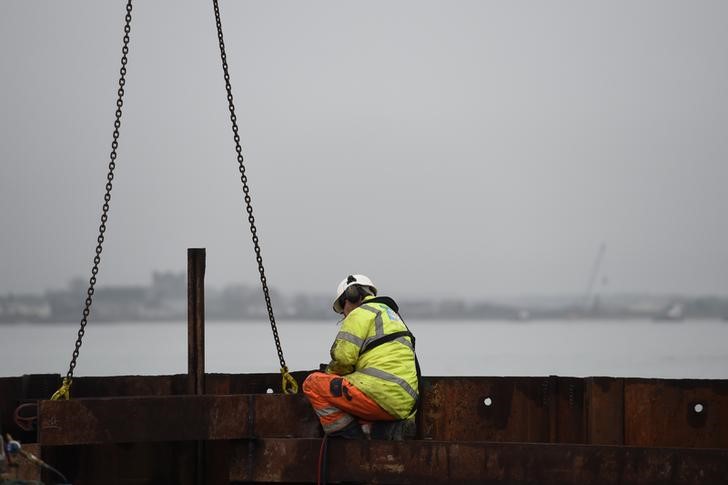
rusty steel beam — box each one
[39,395,248,445]
[38,394,321,446]
[187,248,206,396]
[187,248,207,485]
[229,438,728,484]
[16,374,728,449]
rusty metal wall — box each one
[2,372,727,484]
[625,378,728,448]
[229,439,728,484]
[36,439,728,484]
[420,376,581,443]
[420,375,727,448]
[3,373,728,449]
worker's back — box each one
[331,296,419,419]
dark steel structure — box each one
[1,249,725,483]
[1,373,726,484]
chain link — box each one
[57,0,133,393]
[212,0,292,386]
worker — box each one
[303,274,420,439]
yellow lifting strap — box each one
[50,378,72,401]
[281,367,299,394]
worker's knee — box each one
[302,371,329,398]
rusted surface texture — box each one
[552,376,586,443]
[252,394,321,438]
[625,378,728,448]
[39,395,249,445]
[421,377,548,442]
[187,248,207,485]
[38,394,321,445]
[421,376,586,443]
[187,248,206,396]
[586,377,624,445]
[6,373,728,449]
[230,438,728,484]
[68,370,315,397]
[34,438,728,485]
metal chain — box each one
[212,0,296,393]
[53,0,133,400]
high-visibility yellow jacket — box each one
[326,295,419,419]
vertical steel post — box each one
[187,248,206,485]
[187,248,206,396]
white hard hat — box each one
[332,274,377,314]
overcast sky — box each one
[1,1,726,300]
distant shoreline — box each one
[2,272,727,324]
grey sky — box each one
[1,1,726,300]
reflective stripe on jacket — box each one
[326,295,418,419]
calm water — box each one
[1,319,727,379]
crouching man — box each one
[303,274,420,439]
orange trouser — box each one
[303,371,395,434]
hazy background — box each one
[2,0,727,301]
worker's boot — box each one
[371,419,416,441]
[328,421,365,439]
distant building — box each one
[0,294,51,322]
